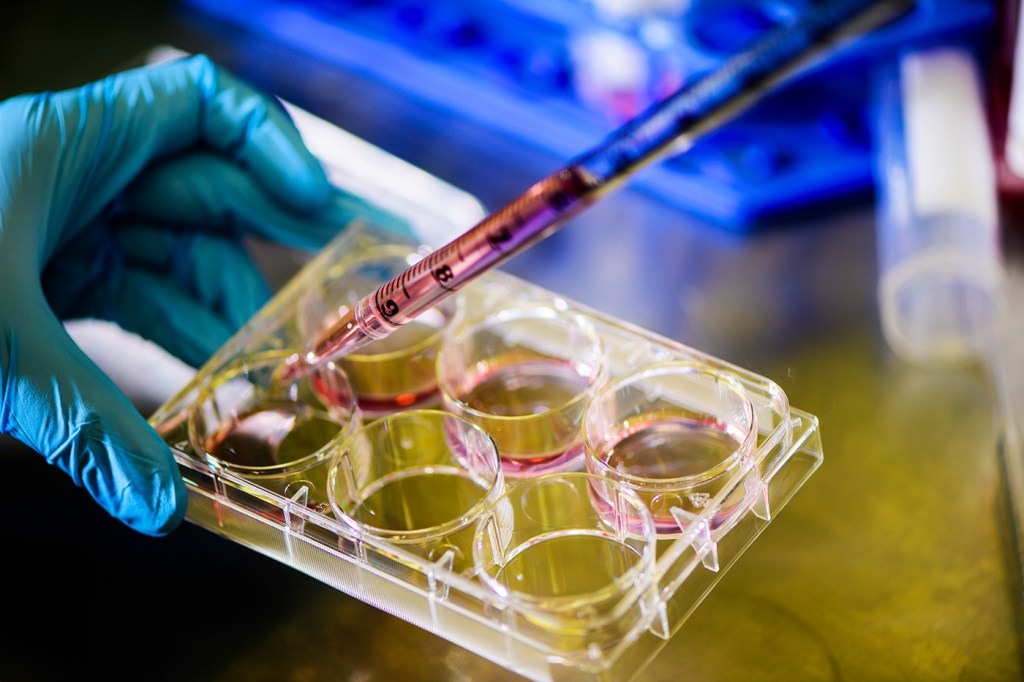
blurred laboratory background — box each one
[2,0,1024,680]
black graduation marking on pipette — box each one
[486,226,513,249]
[433,263,456,287]
[378,292,399,319]
[418,243,461,293]
[377,263,415,318]
[548,188,571,211]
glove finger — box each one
[0,289,187,536]
[40,223,113,319]
[114,224,271,330]
[14,54,332,238]
[120,152,416,249]
[75,268,237,369]
[125,55,330,210]
[120,153,338,249]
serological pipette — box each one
[281,0,915,381]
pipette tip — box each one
[278,310,377,386]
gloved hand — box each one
[0,54,401,536]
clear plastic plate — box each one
[149,103,822,682]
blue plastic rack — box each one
[180,0,994,230]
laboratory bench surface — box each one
[1,2,1023,680]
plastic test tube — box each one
[874,47,1007,366]
[1006,0,1024,178]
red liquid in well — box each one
[320,308,449,416]
[350,386,440,415]
[458,356,592,474]
[209,404,343,468]
[461,358,590,416]
[202,403,347,518]
[594,416,748,533]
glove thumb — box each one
[0,285,187,536]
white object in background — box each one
[874,47,1006,366]
[1005,3,1024,177]
[588,0,690,19]
[902,50,998,228]
[570,31,650,116]
[65,320,196,416]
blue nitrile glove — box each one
[0,55,404,536]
